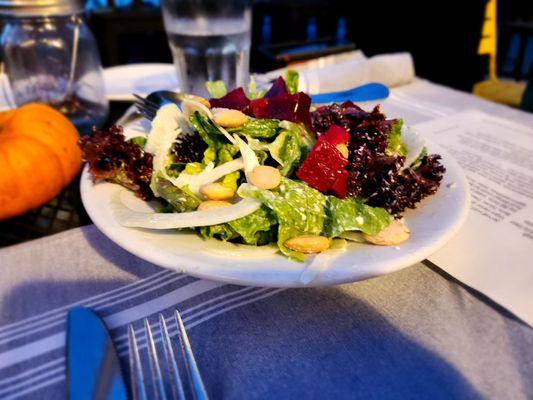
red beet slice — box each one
[209,87,251,112]
[319,125,350,146]
[296,140,348,193]
[264,76,288,98]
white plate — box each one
[81,119,470,287]
[103,64,179,101]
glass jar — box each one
[0,0,108,133]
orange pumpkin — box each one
[0,103,82,220]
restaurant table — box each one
[0,79,532,400]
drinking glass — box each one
[160,0,251,98]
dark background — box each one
[88,0,533,91]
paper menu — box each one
[414,110,533,326]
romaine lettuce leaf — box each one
[325,197,393,237]
[239,178,393,261]
[127,136,147,148]
[189,111,227,151]
[247,76,266,100]
[198,206,277,245]
[285,70,299,94]
[267,129,306,176]
[199,223,238,241]
[152,173,201,212]
[229,119,280,139]
[278,120,316,149]
[205,80,227,99]
[386,120,407,156]
[218,143,241,190]
[239,179,327,261]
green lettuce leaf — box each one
[228,206,277,245]
[199,223,238,242]
[386,120,407,156]
[205,80,227,99]
[229,119,280,139]
[278,120,316,149]
[152,173,201,212]
[285,70,299,94]
[325,197,393,238]
[239,178,393,261]
[127,136,147,148]
[268,129,306,176]
[247,76,266,99]
[189,111,226,151]
[239,179,327,261]
[198,206,277,245]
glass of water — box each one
[160,0,251,97]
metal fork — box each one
[133,93,159,121]
[128,310,209,400]
[133,91,201,121]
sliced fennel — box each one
[233,134,259,182]
[111,190,260,229]
[402,125,426,169]
[181,98,213,120]
[147,103,244,196]
[146,104,185,197]
[183,99,235,144]
[173,158,244,195]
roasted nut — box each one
[200,183,235,200]
[191,95,211,108]
[363,219,411,246]
[197,200,232,212]
[212,108,248,127]
[284,235,331,253]
[249,165,281,189]
[336,143,349,159]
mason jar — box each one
[0,0,108,133]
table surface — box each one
[1,79,532,400]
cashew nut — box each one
[200,183,235,200]
[284,235,331,253]
[249,165,281,189]
[363,219,410,246]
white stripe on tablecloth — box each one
[118,288,285,357]
[0,279,222,370]
[0,273,187,345]
[0,269,174,338]
[3,376,64,400]
[0,365,64,397]
[115,287,272,352]
[0,359,62,386]
[0,286,284,400]
[0,285,258,388]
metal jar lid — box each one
[0,0,84,16]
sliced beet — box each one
[209,87,251,112]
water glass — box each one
[160,0,251,98]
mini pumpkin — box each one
[0,103,82,220]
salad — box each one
[80,72,445,262]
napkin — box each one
[261,51,415,94]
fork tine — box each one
[159,314,187,400]
[133,103,156,121]
[175,310,209,400]
[128,325,148,400]
[133,100,157,115]
[134,93,160,109]
[144,319,168,400]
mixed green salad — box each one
[80,72,445,262]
